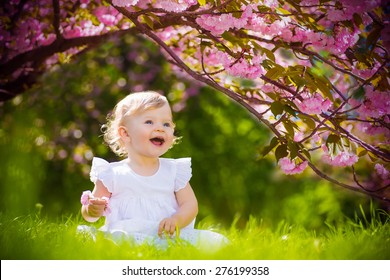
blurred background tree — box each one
[0,34,375,231]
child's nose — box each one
[155,123,165,131]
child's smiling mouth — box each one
[150,137,165,146]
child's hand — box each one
[86,198,107,218]
[158,217,179,238]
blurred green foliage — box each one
[0,34,378,232]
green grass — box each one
[1,211,389,260]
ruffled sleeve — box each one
[89,157,114,192]
[174,157,192,192]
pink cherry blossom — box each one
[301,0,320,5]
[196,14,236,36]
[37,33,56,46]
[321,145,359,167]
[294,131,305,142]
[294,94,331,115]
[355,87,390,119]
[331,27,360,55]
[216,51,266,79]
[80,190,92,205]
[112,0,139,7]
[327,9,347,22]
[278,157,308,175]
[196,5,255,36]
[94,6,122,27]
[263,0,279,9]
[355,122,390,139]
[155,0,198,12]
[375,164,390,183]
[352,64,379,79]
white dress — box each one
[80,157,227,249]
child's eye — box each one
[145,120,153,125]
[163,122,171,127]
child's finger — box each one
[158,220,166,237]
[165,223,175,235]
[89,198,107,205]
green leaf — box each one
[283,104,297,117]
[256,5,272,13]
[283,119,295,138]
[315,77,333,101]
[251,41,276,62]
[286,65,305,77]
[140,15,154,29]
[264,91,277,100]
[357,147,368,157]
[373,72,390,91]
[351,86,365,100]
[353,13,363,27]
[200,40,212,52]
[298,113,316,130]
[377,144,390,155]
[261,48,276,62]
[277,7,291,15]
[301,148,312,161]
[304,73,318,92]
[270,101,284,116]
[275,144,288,161]
[366,25,382,51]
[354,53,371,67]
[240,79,256,88]
[368,152,378,162]
[265,65,284,80]
[288,75,306,88]
[288,140,299,159]
[221,31,237,43]
[222,31,246,48]
[260,136,279,158]
[326,134,340,146]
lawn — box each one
[1,209,389,260]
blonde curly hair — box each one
[102,91,172,157]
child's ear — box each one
[118,126,130,141]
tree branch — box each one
[0,29,133,102]
[298,153,390,202]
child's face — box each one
[122,103,175,158]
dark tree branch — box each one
[0,29,132,102]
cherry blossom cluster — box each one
[112,0,198,12]
[294,94,332,115]
[278,157,309,175]
[321,145,359,167]
[215,50,266,79]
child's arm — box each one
[81,180,112,223]
[158,183,198,237]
